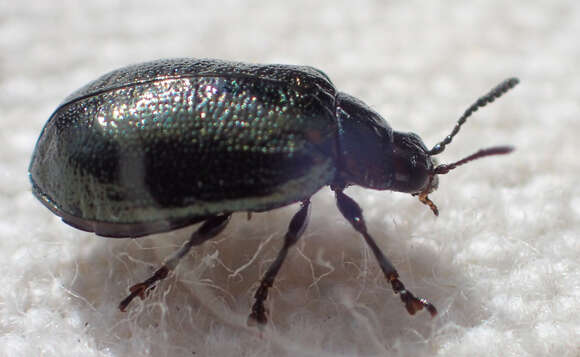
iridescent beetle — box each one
[29,58,518,324]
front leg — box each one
[334,189,437,317]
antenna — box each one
[433,146,514,175]
[416,146,514,216]
[428,78,519,156]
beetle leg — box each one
[249,199,311,326]
[119,213,231,311]
[334,190,437,317]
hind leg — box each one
[119,213,231,311]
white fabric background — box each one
[1,1,579,356]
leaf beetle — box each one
[29,58,518,325]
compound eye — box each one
[393,160,412,185]
[392,153,431,193]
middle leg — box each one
[249,199,311,325]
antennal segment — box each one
[428,77,519,155]
[434,146,514,175]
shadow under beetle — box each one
[29,58,518,325]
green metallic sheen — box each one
[29,59,339,237]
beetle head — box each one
[411,77,519,216]
[389,131,435,194]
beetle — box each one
[29,58,518,325]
